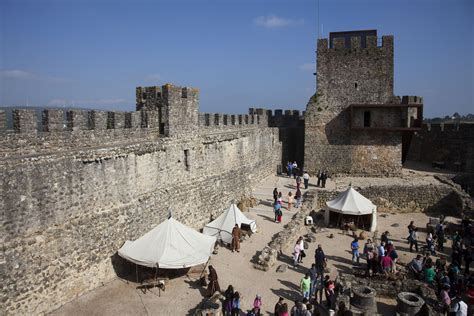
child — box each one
[287,192,293,211]
[276,208,283,223]
[273,202,281,222]
[232,292,241,316]
[252,294,262,316]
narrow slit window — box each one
[354,82,358,89]
[363,111,371,127]
[184,150,190,171]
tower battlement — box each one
[305,30,422,176]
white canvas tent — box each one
[324,187,377,232]
[118,217,216,269]
[203,204,257,244]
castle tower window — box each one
[355,82,358,89]
[364,111,371,127]
[184,149,190,171]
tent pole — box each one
[136,263,139,284]
[199,257,211,280]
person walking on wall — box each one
[303,171,310,189]
[295,189,302,208]
[231,224,241,253]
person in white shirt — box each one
[303,171,310,189]
[450,297,468,316]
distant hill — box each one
[424,112,474,124]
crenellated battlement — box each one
[198,111,266,128]
[407,122,474,172]
[318,30,392,51]
[422,122,474,132]
[0,83,303,160]
[197,108,304,129]
[0,109,164,134]
[401,96,423,104]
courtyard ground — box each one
[51,172,456,316]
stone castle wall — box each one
[407,123,474,173]
[316,180,470,216]
[0,93,282,314]
[304,35,406,176]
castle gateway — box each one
[304,30,423,176]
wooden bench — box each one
[137,277,168,295]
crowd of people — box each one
[285,161,329,190]
[359,234,399,275]
[206,169,472,315]
[406,218,473,314]
[272,164,330,226]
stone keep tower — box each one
[136,83,199,137]
[304,30,423,176]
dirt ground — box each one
[51,173,456,316]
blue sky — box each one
[0,0,472,117]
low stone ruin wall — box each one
[336,272,442,315]
[316,177,471,216]
[253,190,318,271]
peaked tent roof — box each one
[203,204,257,244]
[118,217,216,269]
[325,187,376,215]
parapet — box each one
[318,34,392,51]
[13,109,38,133]
[423,122,473,133]
[199,111,267,128]
[0,110,6,133]
[1,108,167,134]
[401,96,423,104]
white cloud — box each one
[0,69,70,83]
[254,15,304,28]
[48,98,128,107]
[299,63,316,71]
[0,69,37,80]
[145,74,161,82]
